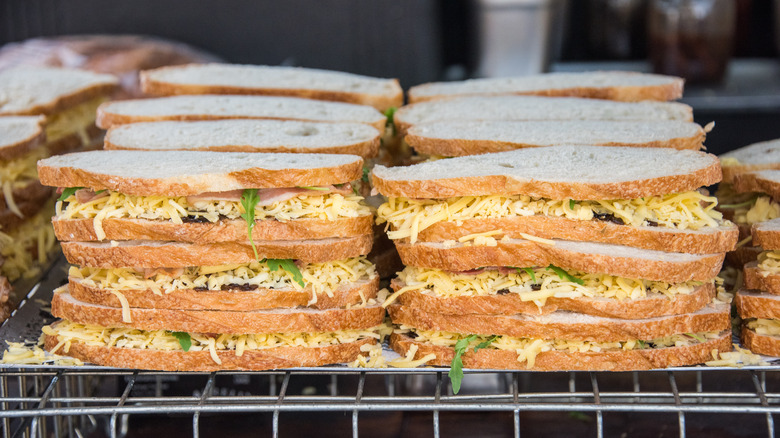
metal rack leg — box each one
[192,372,216,438]
[110,371,137,438]
[589,373,603,438]
[272,371,290,438]
[667,372,686,438]
[353,371,365,438]
[1,373,9,438]
[751,371,775,438]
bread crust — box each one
[0,116,45,161]
[52,290,385,334]
[391,280,714,319]
[69,276,379,311]
[741,327,780,357]
[388,303,729,342]
[722,164,780,185]
[141,67,403,112]
[406,216,737,254]
[394,239,724,283]
[53,216,373,243]
[371,160,721,200]
[38,154,364,196]
[735,289,780,319]
[743,263,780,295]
[3,81,117,117]
[44,334,375,371]
[733,172,780,199]
[0,182,52,230]
[389,332,730,371]
[752,222,780,250]
[45,124,104,156]
[61,235,373,267]
[725,246,761,267]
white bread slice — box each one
[391,280,715,320]
[52,216,372,243]
[388,303,729,342]
[390,331,730,371]
[394,238,724,283]
[741,326,780,358]
[96,95,387,131]
[141,63,403,111]
[37,150,363,196]
[408,71,683,103]
[104,120,381,158]
[52,289,384,334]
[406,120,705,156]
[394,96,693,134]
[62,236,372,267]
[371,145,720,200]
[44,333,375,371]
[733,170,780,199]
[69,276,379,311]
[751,218,780,250]
[735,289,780,319]
[0,116,45,160]
[406,215,737,255]
[743,261,780,294]
[0,67,118,116]
[720,139,780,183]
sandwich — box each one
[407,71,683,103]
[370,146,733,376]
[392,96,693,136]
[0,66,118,153]
[37,150,385,370]
[140,63,403,112]
[719,138,780,185]
[736,218,780,357]
[0,116,57,281]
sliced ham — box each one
[186,189,244,204]
[139,267,185,279]
[74,189,108,204]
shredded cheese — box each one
[109,290,132,323]
[1,341,83,366]
[0,203,57,281]
[719,157,741,167]
[757,251,780,276]
[44,97,104,144]
[705,343,769,367]
[58,191,372,241]
[733,196,780,225]
[384,266,702,308]
[377,191,724,243]
[386,344,436,368]
[350,343,388,368]
[747,318,780,336]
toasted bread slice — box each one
[388,303,730,343]
[741,326,780,358]
[0,116,46,160]
[743,262,780,294]
[96,95,387,131]
[406,120,705,156]
[394,238,723,283]
[53,216,372,243]
[52,288,384,334]
[390,331,730,371]
[733,170,780,200]
[407,71,683,103]
[141,63,403,111]
[752,218,780,250]
[0,181,52,230]
[725,246,761,267]
[104,120,381,158]
[736,289,780,319]
[391,280,714,319]
[62,236,373,267]
[720,139,780,183]
[393,96,693,135]
[371,146,720,200]
[0,67,117,116]
[69,276,379,311]
[38,150,363,196]
[404,216,736,255]
[44,332,375,371]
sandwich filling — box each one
[1,146,49,217]
[0,203,57,281]
[376,191,724,243]
[44,320,391,365]
[396,326,723,369]
[44,97,105,145]
[731,196,780,225]
[56,187,372,240]
[757,251,780,276]
[745,318,780,335]
[385,265,703,307]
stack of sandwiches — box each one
[37,150,385,370]
[372,146,736,376]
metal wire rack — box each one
[1,256,779,438]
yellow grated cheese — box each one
[377,191,724,243]
[757,251,780,276]
[733,196,780,225]
[1,341,83,366]
[387,344,436,368]
[109,290,132,323]
[44,97,104,143]
[705,343,769,367]
[719,157,741,167]
[747,318,780,336]
[350,343,388,368]
[0,203,57,281]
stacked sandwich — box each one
[372,145,736,376]
[0,68,118,282]
[37,150,385,370]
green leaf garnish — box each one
[636,340,647,349]
[57,187,83,202]
[297,186,329,191]
[686,333,705,343]
[449,335,497,394]
[569,199,575,210]
[546,265,585,285]
[266,258,305,288]
[384,107,397,135]
[171,332,192,351]
[719,198,758,209]
[362,166,370,184]
[474,335,498,352]
[240,189,260,260]
[516,267,537,284]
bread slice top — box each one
[96,95,387,131]
[0,115,45,161]
[37,150,363,196]
[372,145,720,199]
[751,218,780,250]
[393,96,693,134]
[104,119,381,158]
[408,71,684,103]
[0,67,118,116]
[735,289,780,319]
[720,138,780,183]
[733,170,780,200]
[406,120,705,156]
[141,63,403,111]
